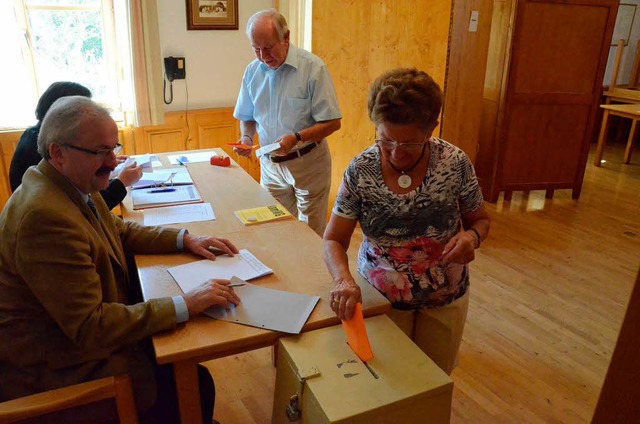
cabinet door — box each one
[489,0,618,201]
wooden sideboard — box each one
[0,107,254,210]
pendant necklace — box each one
[385,143,427,189]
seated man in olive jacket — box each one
[0,96,239,423]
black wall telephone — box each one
[164,56,186,82]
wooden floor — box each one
[204,143,640,423]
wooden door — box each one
[487,0,618,201]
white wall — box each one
[157,0,271,112]
[603,0,640,86]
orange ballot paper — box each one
[341,303,374,362]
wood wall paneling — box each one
[441,0,494,163]
[0,132,20,209]
[475,0,515,196]
[312,0,452,210]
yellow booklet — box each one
[234,204,293,225]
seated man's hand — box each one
[184,234,239,260]
[184,279,241,316]
[116,162,143,187]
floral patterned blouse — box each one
[333,138,484,310]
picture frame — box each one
[611,3,637,46]
[186,0,238,31]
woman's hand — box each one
[329,278,362,321]
[441,230,477,264]
[183,279,241,316]
[184,234,239,260]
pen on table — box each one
[148,188,176,193]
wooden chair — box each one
[0,375,138,424]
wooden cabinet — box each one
[476,0,619,202]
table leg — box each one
[595,110,610,166]
[173,360,202,424]
[624,118,637,164]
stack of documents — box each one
[131,168,194,190]
[131,184,202,210]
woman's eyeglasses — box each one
[375,139,425,151]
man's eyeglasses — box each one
[375,139,425,151]
[62,143,122,158]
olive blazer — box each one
[0,160,181,409]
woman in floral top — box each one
[323,68,490,374]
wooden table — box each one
[595,103,640,166]
[121,149,390,423]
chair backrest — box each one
[0,375,138,423]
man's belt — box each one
[268,141,321,163]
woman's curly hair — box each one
[368,67,443,132]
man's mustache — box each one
[96,167,114,176]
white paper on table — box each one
[255,143,281,158]
[205,277,321,334]
[167,249,272,293]
[131,168,193,189]
[168,151,217,165]
[143,203,215,226]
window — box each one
[0,0,133,129]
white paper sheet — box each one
[167,249,272,293]
[255,143,281,158]
[205,277,321,334]
[143,203,215,226]
[168,151,217,165]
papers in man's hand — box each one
[143,203,215,226]
[255,143,281,158]
[168,151,217,165]
[205,277,320,334]
[131,153,161,168]
[110,154,160,179]
[131,184,202,210]
[167,249,272,293]
[132,168,194,190]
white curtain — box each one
[129,0,164,126]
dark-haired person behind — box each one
[9,81,141,209]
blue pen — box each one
[148,188,176,193]
[176,156,188,166]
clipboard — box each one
[341,303,374,362]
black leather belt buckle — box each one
[269,141,320,163]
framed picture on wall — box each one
[186,0,238,30]
[611,3,637,46]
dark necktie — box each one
[87,196,99,221]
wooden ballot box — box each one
[272,315,453,423]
